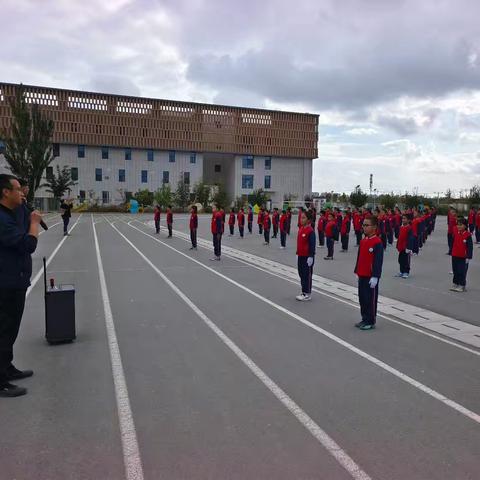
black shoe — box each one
[359,323,376,331]
[355,321,366,328]
[7,367,33,381]
[0,382,27,397]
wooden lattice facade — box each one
[0,83,318,159]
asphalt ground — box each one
[0,213,478,480]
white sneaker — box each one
[401,273,409,279]
[394,273,403,277]
[296,293,311,301]
[279,246,285,249]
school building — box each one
[0,82,318,208]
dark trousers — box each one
[167,224,172,237]
[286,221,291,235]
[412,236,419,254]
[213,234,222,257]
[452,257,468,286]
[62,216,70,234]
[298,257,313,294]
[447,233,453,254]
[239,226,244,238]
[318,230,325,246]
[280,231,286,247]
[248,222,252,233]
[341,234,349,251]
[398,250,410,274]
[475,227,480,243]
[326,237,334,257]
[355,230,362,246]
[381,233,387,250]
[154,219,160,234]
[229,225,234,235]
[258,224,263,234]
[0,289,27,383]
[273,225,278,238]
[264,229,270,244]
[190,229,197,248]
[469,224,475,234]
[387,230,394,245]
[394,226,400,239]
[418,230,424,249]
[358,277,379,325]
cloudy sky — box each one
[2,0,480,196]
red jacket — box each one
[263,213,271,230]
[447,216,457,235]
[211,212,222,234]
[228,213,235,226]
[411,217,421,236]
[166,212,173,224]
[353,213,362,231]
[476,212,480,228]
[340,216,349,236]
[324,220,337,238]
[272,211,279,226]
[468,210,475,225]
[355,235,383,278]
[237,211,245,227]
[396,224,412,252]
[154,209,160,221]
[296,225,315,257]
[452,230,473,258]
[279,214,287,233]
[257,211,264,224]
[189,213,198,230]
[317,216,325,232]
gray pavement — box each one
[0,213,478,480]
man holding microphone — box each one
[0,174,42,397]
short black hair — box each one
[0,174,18,199]
[365,216,378,227]
[457,217,468,227]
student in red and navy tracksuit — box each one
[247,206,253,234]
[324,213,337,260]
[353,209,363,246]
[228,208,236,236]
[237,208,245,238]
[296,211,316,301]
[286,207,292,235]
[189,205,198,250]
[354,216,384,330]
[263,210,271,245]
[340,212,350,252]
[272,208,279,238]
[411,210,421,255]
[317,211,326,247]
[377,210,387,250]
[334,208,342,241]
[279,210,287,248]
[447,208,457,255]
[386,209,394,245]
[257,208,264,234]
[393,207,402,239]
[395,214,414,278]
[166,206,173,238]
[468,207,476,235]
[154,205,161,234]
[475,209,480,244]
[210,205,223,261]
[297,207,303,230]
[450,218,473,292]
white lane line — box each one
[106,219,372,480]
[122,218,480,426]
[38,220,62,235]
[27,214,83,298]
[91,215,144,480]
[149,222,480,356]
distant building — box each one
[0,83,318,208]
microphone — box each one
[26,202,48,231]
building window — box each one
[141,170,148,183]
[46,166,53,180]
[184,172,190,185]
[70,167,78,181]
[264,175,271,189]
[163,171,169,184]
[265,157,271,170]
[79,190,86,201]
[125,148,131,161]
[242,174,254,189]
[214,164,221,173]
[95,168,102,182]
[169,150,175,162]
[53,143,60,157]
[242,155,254,169]
[102,191,110,204]
[190,152,196,164]
[119,169,125,182]
[78,145,85,158]
[147,149,154,161]
[102,146,109,159]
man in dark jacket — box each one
[0,174,42,397]
[60,198,73,235]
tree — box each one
[248,188,269,207]
[403,193,420,209]
[349,187,368,208]
[174,173,190,211]
[154,184,173,208]
[211,182,228,208]
[134,189,154,206]
[1,85,55,204]
[378,193,397,210]
[44,165,77,200]
[467,185,480,207]
[193,180,211,210]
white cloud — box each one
[346,128,378,136]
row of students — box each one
[153,205,174,237]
